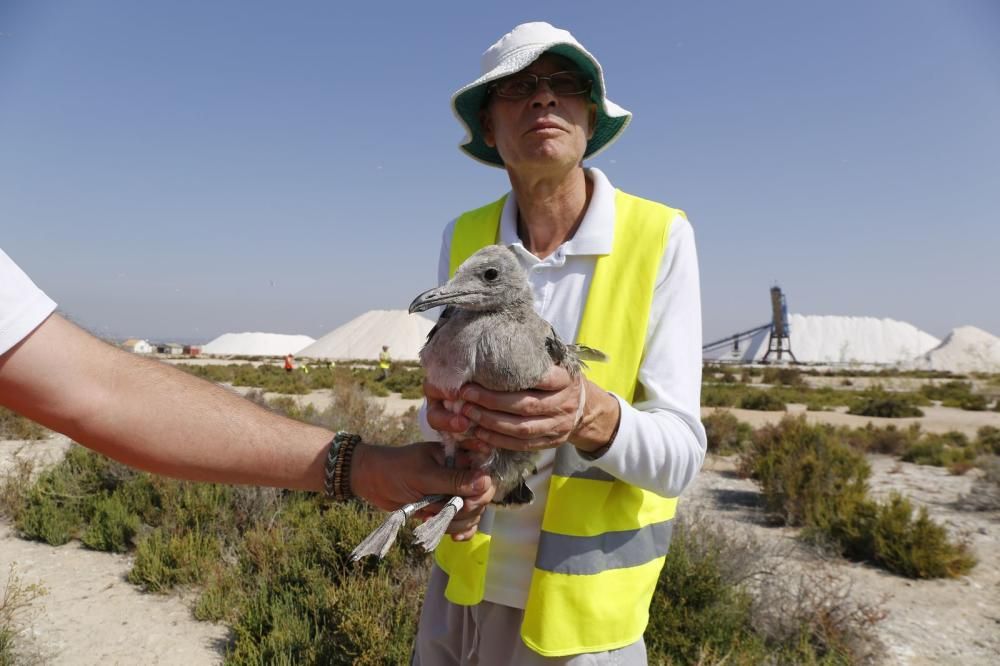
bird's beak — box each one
[409,285,465,313]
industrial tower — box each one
[761,286,797,363]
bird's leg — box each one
[350,494,448,561]
[412,432,465,552]
[413,495,464,552]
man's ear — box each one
[587,104,597,140]
[479,109,496,148]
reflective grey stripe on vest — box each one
[553,443,616,481]
[535,519,674,575]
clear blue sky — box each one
[2,1,998,344]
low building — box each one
[157,343,184,355]
[183,345,202,357]
[122,338,153,354]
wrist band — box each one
[324,431,361,501]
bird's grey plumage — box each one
[350,244,605,560]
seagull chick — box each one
[351,244,605,560]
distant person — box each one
[284,353,295,373]
[378,345,391,380]
[0,247,494,537]
[415,22,705,664]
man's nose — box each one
[529,79,558,107]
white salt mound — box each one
[297,309,434,361]
[910,326,1000,374]
[707,314,941,365]
[201,332,315,357]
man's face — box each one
[481,54,596,174]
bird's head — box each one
[409,245,531,313]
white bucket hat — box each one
[451,22,632,168]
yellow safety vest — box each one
[435,189,684,656]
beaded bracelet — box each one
[324,431,361,501]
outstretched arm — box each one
[0,314,493,534]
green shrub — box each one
[848,389,924,418]
[0,407,48,440]
[738,391,786,411]
[761,367,805,387]
[11,444,129,544]
[646,521,762,664]
[901,431,976,467]
[976,426,1000,455]
[204,496,430,664]
[740,417,870,531]
[701,384,741,407]
[841,423,921,456]
[842,494,976,578]
[958,394,988,411]
[129,529,221,592]
[920,380,974,405]
[82,493,140,553]
[702,410,754,455]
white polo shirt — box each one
[421,168,707,609]
[0,248,57,356]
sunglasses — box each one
[489,71,592,99]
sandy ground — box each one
[0,437,229,666]
[687,454,1000,665]
[2,392,998,664]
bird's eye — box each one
[483,268,499,281]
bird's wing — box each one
[544,326,570,365]
[426,305,454,343]
[568,344,609,363]
[546,326,610,373]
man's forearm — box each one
[0,314,331,491]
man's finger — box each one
[473,426,556,452]
[427,401,471,433]
[533,365,573,391]
[466,408,559,440]
[460,386,551,416]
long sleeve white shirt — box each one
[0,248,57,356]
[419,168,706,608]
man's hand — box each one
[350,442,494,540]
[444,366,621,455]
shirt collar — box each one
[498,167,616,258]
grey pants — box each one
[412,565,647,666]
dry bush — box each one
[0,455,35,520]
[976,426,1000,455]
[0,564,47,665]
[957,456,1000,511]
[309,383,422,447]
[750,566,886,665]
[0,407,48,441]
[646,513,885,665]
[703,410,754,456]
